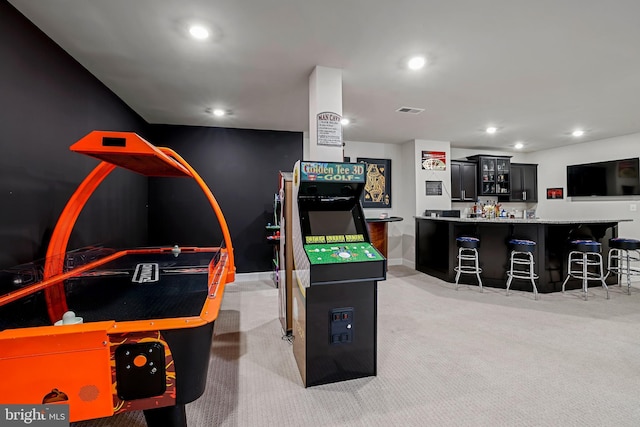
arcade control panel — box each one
[304,243,384,265]
[303,243,386,284]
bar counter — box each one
[415,216,633,293]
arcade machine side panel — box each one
[291,162,310,384]
[291,278,308,386]
[278,172,294,335]
[0,323,114,422]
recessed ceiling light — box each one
[407,56,426,70]
[212,109,225,117]
[572,129,584,137]
[486,126,497,134]
[340,118,350,125]
[189,25,210,40]
[514,142,524,149]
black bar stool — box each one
[506,239,539,300]
[606,237,640,294]
[454,236,483,292]
[562,240,608,300]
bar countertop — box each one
[414,216,630,293]
[415,216,633,224]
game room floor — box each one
[73,266,640,427]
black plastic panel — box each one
[310,259,385,285]
[329,307,353,344]
[102,137,127,147]
[115,342,166,400]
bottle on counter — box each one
[484,202,495,219]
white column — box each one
[308,66,343,162]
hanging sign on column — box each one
[316,112,343,146]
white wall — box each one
[451,148,529,163]
[400,140,417,266]
[395,139,454,267]
[413,140,452,215]
[527,133,640,239]
[344,140,405,266]
[324,132,640,269]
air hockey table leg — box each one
[143,404,187,427]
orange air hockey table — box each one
[0,131,235,427]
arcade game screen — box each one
[308,210,357,236]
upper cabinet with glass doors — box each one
[467,155,511,196]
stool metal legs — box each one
[454,247,483,292]
[606,248,640,295]
[562,250,609,300]
[506,250,538,300]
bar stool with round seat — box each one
[562,239,609,300]
[454,236,483,292]
[606,237,640,295]
[505,239,539,300]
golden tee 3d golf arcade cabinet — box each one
[291,161,386,387]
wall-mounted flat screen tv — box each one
[567,157,640,197]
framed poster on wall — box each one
[421,151,446,170]
[357,158,391,208]
[316,112,343,146]
[546,187,564,199]
[425,181,443,195]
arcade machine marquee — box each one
[0,131,235,427]
[291,161,386,387]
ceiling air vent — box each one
[396,106,425,114]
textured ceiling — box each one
[9,0,640,152]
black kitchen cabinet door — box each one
[510,163,538,202]
[451,161,477,201]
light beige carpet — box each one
[73,266,640,426]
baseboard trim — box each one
[235,271,274,282]
[402,259,415,270]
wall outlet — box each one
[631,204,637,212]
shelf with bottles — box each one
[266,227,280,242]
[266,193,282,240]
[469,155,511,196]
[267,192,282,286]
[495,158,510,194]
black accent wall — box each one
[1,1,303,273]
[147,125,302,273]
[0,1,149,269]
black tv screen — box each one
[567,158,640,197]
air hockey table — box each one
[0,131,235,427]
